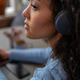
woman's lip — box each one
[24,24,30,29]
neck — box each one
[47,33,62,52]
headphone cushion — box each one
[54,10,72,35]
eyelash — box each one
[30,4,37,11]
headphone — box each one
[54,0,75,35]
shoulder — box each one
[49,60,68,80]
[30,59,68,80]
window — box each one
[5,0,15,14]
[5,0,29,14]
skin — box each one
[0,0,62,60]
[23,0,62,48]
[23,0,57,39]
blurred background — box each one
[0,0,48,50]
[0,0,29,28]
[0,1,48,80]
[5,0,29,14]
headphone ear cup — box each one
[54,10,72,35]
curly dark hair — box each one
[50,0,80,80]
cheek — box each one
[30,17,57,38]
[27,10,57,38]
[30,12,53,31]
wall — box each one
[5,0,29,14]
[15,0,29,12]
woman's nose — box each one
[22,5,30,19]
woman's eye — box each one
[30,4,37,11]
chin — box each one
[25,33,31,39]
[25,32,35,39]
[25,33,42,39]
[26,35,33,39]
[25,31,44,39]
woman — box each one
[0,0,80,80]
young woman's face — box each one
[22,0,58,39]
